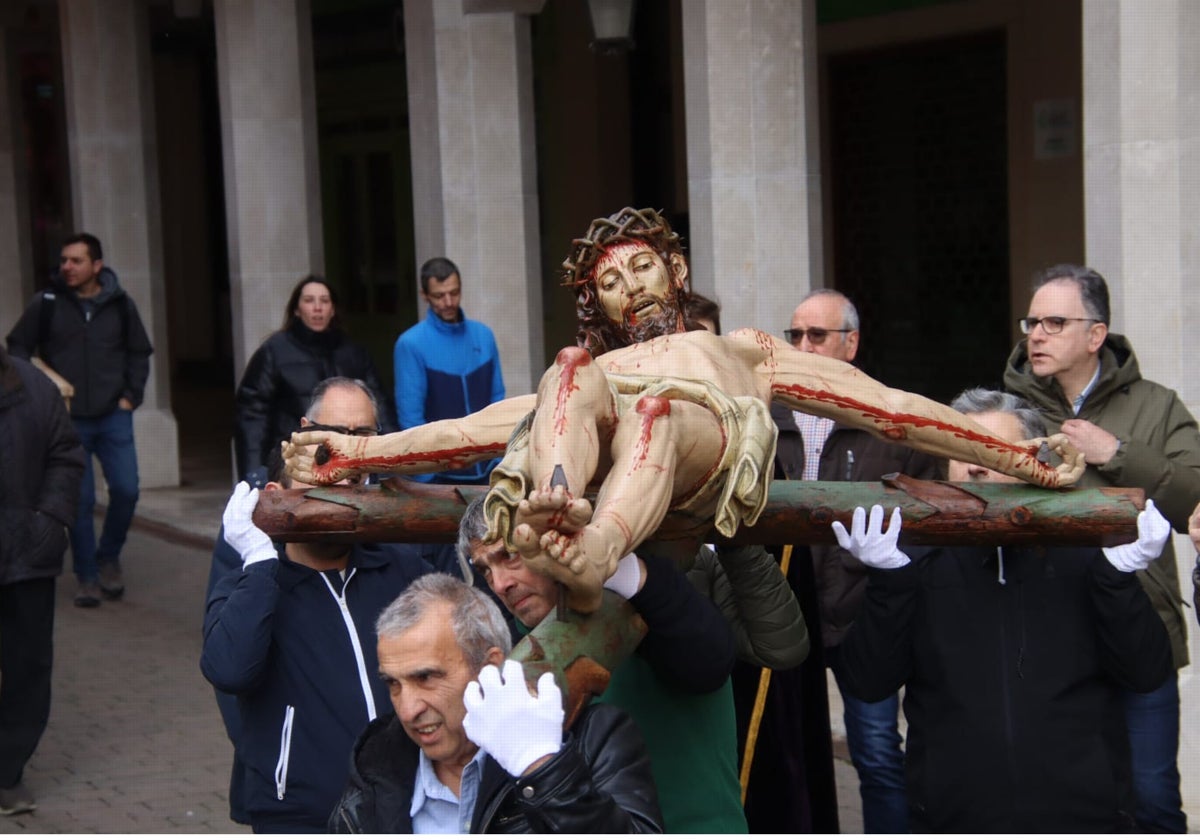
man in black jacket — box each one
[0,345,86,815]
[6,233,153,608]
[836,389,1173,832]
[330,573,661,833]
[762,288,940,833]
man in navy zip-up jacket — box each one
[393,257,504,484]
[202,458,433,831]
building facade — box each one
[2,0,1199,816]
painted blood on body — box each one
[772,383,1054,482]
[631,395,671,469]
[320,442,506,474]
[552,347,591,436]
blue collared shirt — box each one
[1072,360,1103,415]
[410,746,488,834]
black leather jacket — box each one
[330,705,662,833]
[233,319,394,480]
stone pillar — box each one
[0,29,34,331]
[681,0,823,334]
[403,0,544,395]
[213,0,323,377]
[59,0,179,487]
[1082,0,1200,819]
[1082,1,1197,399]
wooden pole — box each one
[740,545,793,804]
[254,475,1144,547]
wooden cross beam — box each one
[253,474,1144,548]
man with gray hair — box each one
[1004,264,1200,832]
[834,387,1173,832]
[457,489,805,833]
[330,573,662,833]
[772,287,940,834]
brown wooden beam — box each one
[254,474,1144,548]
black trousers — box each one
[0,576,56,788]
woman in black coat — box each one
[233,275,394,483]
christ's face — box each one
[593,242,683,328]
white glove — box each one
[1103,500,1171,573]
[462,660,563,778]
[832,505,911,570]
[603,552,643,599]
[222,481,278,569]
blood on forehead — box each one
[591,241,659,281]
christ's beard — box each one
[615,300,684,346]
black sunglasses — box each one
[783,327,852,346]
[302,422,380,437]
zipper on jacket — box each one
[477,780,510,832]
[275,705,295,800]
[318,569,377,720]
[337,802,361,833]
[997,577,1022,812]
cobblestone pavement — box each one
[3,521,247,834]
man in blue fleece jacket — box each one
[393,257,504,484]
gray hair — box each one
[375,573,512,668]
[455,494,491,584]
[949,388,1046,440]
[1032,264,1111,326]
[800,288,860,331]
[305,377,381,426]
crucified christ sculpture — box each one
[284,208,1084,612]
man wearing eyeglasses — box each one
[1004,264,1200,834]
[774,289,939,834]
[202,377,434,831]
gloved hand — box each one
[222,481,278,569]
[462,660,563,778]
[603,552,643,599]
[1103,500,1171,573]
[832,505,911,569]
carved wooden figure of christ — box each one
[284,328,1085,613]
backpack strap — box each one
[37,291,56,357]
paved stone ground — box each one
[4,524,247,834]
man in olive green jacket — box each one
[1004,263,1200,833]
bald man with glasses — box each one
[203,377,432,829]
[771,289,939,834]
[1004,263,1200,833]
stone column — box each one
[1082,1,1197,400]
[59,0,179,487]
[213,0,323,377]
[403,0,544,395]
[1082,0,1200,818]
[681,0,823,334]
[0,29,34,330]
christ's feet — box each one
[512,522,616,614]
[514,486,594,537]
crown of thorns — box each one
[562,207,682,288]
